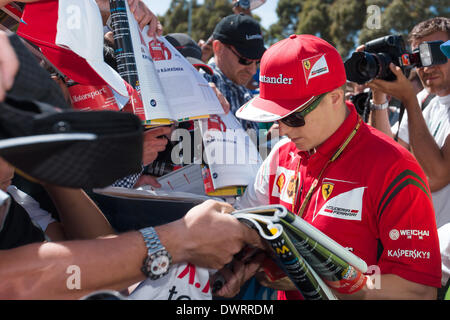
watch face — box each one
[150,253,170,276]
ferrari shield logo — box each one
[303,60,311,70]
[322,183,334,201]
[276,173,286,194]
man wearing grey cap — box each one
[203,13,265,132]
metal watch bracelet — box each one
[139,226,172,280]
[370,99,389,110]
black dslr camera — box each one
[345,35,447,84]
[348,91,371,117]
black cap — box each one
[164,33,214,75]
[213,14,265,60]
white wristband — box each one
[370,99,389,110]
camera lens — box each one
[344,52,379,84]
[357,54,378,78]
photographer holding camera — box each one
[360,18,450,225]
[352,17,449,291]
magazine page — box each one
[110,1,223,125]
[282,222,367,294]
[232,205,368,296]
[68,84,121,111]
[93,186,218,204]
[145,36,225,121]
[276,206,368,274]
[199,113,262,190]
[231,213,336,300]
[139,164,206,195]
[110,0,171,124]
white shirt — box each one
[395,90,450,229]
[394,90,450,287]
[438,223,450,286]
[7,185,56,232]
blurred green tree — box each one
[268,0,449,57]
[158,0,234,43]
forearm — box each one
[367,90,394,138]
[45,221,67,241]
[44,185,115,239]
[0,232,147,299]
[403,96,449,191]
[369,109,394,139]
[367,64,450,191]
[336,274,437,300]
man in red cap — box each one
[233,34,442,299]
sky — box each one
[143,0,279,30]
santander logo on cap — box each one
[302,54,329,84]
[259,73,294,85]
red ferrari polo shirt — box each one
[240,102,442,299]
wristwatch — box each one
[139,227,172,280]
[370,99,389,110]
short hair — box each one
[408,17,450,45]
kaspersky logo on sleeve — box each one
[302,54,329,84]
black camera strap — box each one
[394,93,436,141]
[421,93,436,111]
[394,105,405,142]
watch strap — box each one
[139,226,164,256]
[370,99,389,110]
[139,227,172,280]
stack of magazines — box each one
[232,205,368,300]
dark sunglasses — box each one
[225,45,260,66]
[279,94,326,127]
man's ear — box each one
[212,40,223,55]
[329,87,345,107]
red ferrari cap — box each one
[237,34,346,122]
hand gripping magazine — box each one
[232,205,368,300]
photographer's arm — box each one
[368,92,411,149]
[368,91,394,137]
[369,64,450,192]
[352,45,407,147]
